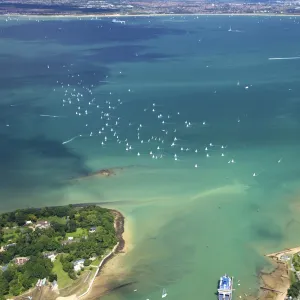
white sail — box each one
[162,288,167,298]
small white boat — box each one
[162,288,167,298]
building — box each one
[36,220,51,229]
[51,280,58,291]
[279,254,291,262]
[14,257,30,265]
[4,243,16,250]
[89,227,97,233]
[43,252,57,262]
[73,259,85,272]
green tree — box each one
[49,273,57,282]
[9,279,22,296]
[0,274,9,295]
[27,214,37,222]
[84,259,92,267]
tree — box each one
[49,273,57,282]
[0,274,9,295]
[27,214,37,222]
[68,270,77,280]
[15,211,26,226]
[84,259,92,267]
[9,279,22,296]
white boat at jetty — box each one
[218,274,233,300]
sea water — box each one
[1,15,300,300]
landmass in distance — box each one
[1,0,300,17]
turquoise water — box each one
[1,14,300,300]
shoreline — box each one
[57,208,128,300]
[257,247,300,300]
[2,12,300,19]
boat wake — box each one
[268,57,300,60]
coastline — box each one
[256,247,300,300]
[57,208,129,300]
[79,210,133,300]
[2,12,300,19]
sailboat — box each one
[228,26,232,32]
[162,288,167,298]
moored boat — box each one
[217,274,233,300]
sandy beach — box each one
[53,208,132,300]
[255,246,300,300]
[79,209,133,300]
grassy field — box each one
[53,257,73,289]
[66,227,88,239]
[90,257,101,267]
[45,216,67,225]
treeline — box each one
[0,205,117,298]
[0,204,113,228]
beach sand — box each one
[259,260,290,300]
[256,246,300,300]
[57,296,78,300]
[80,211,134,300]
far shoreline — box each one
[2,12,300,19]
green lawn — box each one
[45,216,67,225]
[90,257,101,267]
[53,257,73,289]
[66,227,88,239]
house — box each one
[73,259,85,272]
[279,254,290,262]
[14,257,30,265]
[89,227,97,233]
[51,280,58,291]
[48,254,56,262]
[68,236,74,241]
[4,243,16,250]
[43,252,57,262]
[36,220,50,229]
[25,220,32,225]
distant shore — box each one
[2,12,300,19]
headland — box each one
[0,204,128,300]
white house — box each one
[73,259,85,272]
[47,254,57,262]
